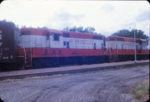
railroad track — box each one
[0,60,149,80]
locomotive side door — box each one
[108,41,118,62]
[24,48,32,68]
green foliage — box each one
[112,29,148,39]
[63,26,96,33]
[130,79,149,102]
[64,26,149,39]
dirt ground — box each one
[0,64,149,102]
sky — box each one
[0,0,149,36]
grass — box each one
[130,79,149,102]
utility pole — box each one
[129,23,137,63]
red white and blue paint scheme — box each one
[17,27,149,68]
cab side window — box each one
[53,33,59,41]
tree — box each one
[112,29,148,39]
[63,26,96,33]
[84,27,95,33]
[77,26,84,32]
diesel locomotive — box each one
[0,21,149,71]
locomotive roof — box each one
[20,27,146,42]
[20,27,104,39]
[107,35,146,42]
[21,27,103,35]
